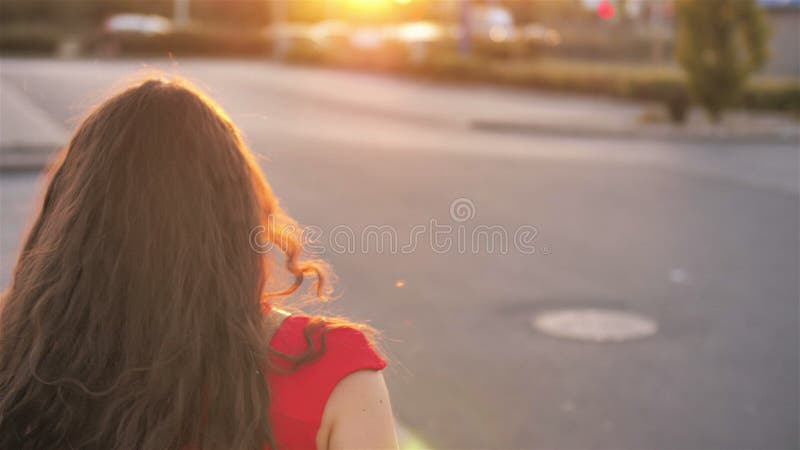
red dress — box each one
[265,315,387,450]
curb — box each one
[471,119,800,145]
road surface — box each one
[1,58,798,449]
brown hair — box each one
[0,78,330,449]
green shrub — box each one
[442,56,798,114]
[330,38,411,72]
[744,79,800,112]
[83,26,271,57]
[471,38,524,60]
[486,60,684,100]
[408,50,487,80]
[0,23,61,55]
[283,38,326,65]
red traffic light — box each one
[598,0,615,19]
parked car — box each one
[103,14,173,35]
[86,14,173,56]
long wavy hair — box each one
[0,78,331,449]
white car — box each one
[103,14,173,35]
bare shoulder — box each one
[317,370,399,450]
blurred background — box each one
[1,0,798,448]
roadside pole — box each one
[271,0,289,59]
[458,0,472,55]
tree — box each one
[676,0,770,122]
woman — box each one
[0,78,398,450]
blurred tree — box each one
[676,0,770,122]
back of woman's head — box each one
[0,78,323,449]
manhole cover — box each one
[531,308,658,343]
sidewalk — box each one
[0,78,67,171]
[228,62,800,145]
[1,59,798,175]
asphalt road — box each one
[1,59,798,449]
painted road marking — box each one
[532,308,658,343]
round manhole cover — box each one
[531,308,658,343]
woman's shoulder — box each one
[265,310,387,424]
[268,313,384,369]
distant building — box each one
[760,0,800,76]
[759,0,800,8]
